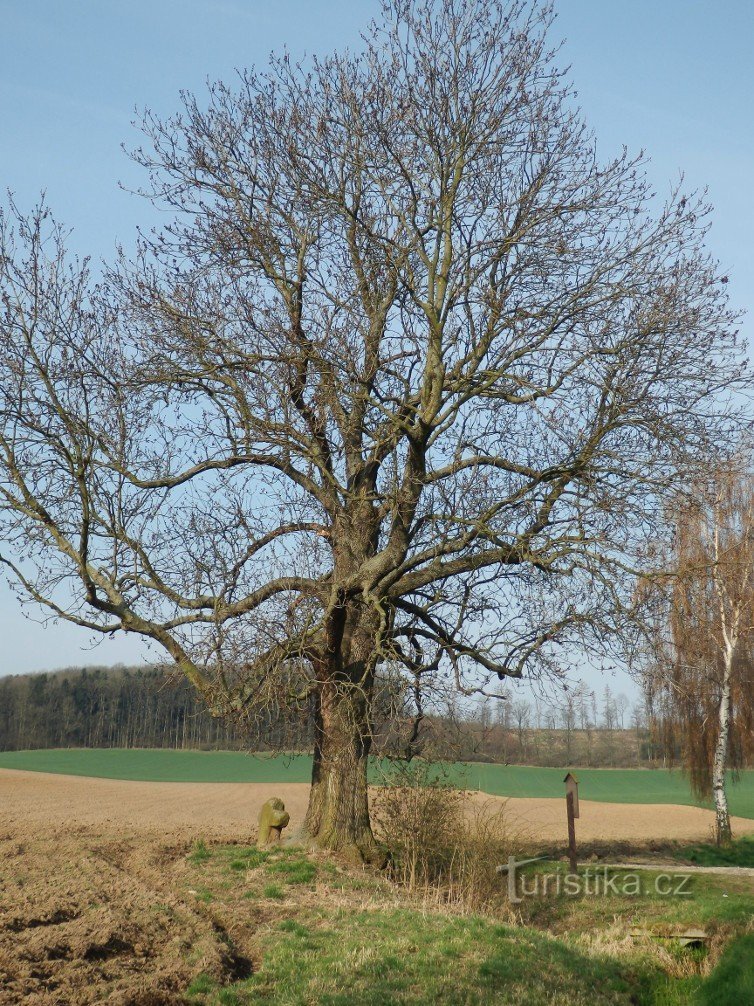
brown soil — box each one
[1,768,753,1003]
[472,794,754,844]
[0,769,312,843]
[2,769,752,845]
[0,825,248,1004]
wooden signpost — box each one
[564,772,579,874]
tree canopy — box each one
[0,0,747,855]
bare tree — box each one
[601,685,615,731]
[630,704,643,766]
[615,693,630,730]
[559,688,577,765]
[495,686,513,762]
[600,684,617,764]
[647,464,754,844]
[0,0,746,858]
[510,699,531,759]
[569,682,597,765]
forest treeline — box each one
[0,663,705,768]
[0,665,289,753]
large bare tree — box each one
[0,0,746,858]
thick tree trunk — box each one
[301,598,385,862]
[712,667,733,846]
[303,676,381,861]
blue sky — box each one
[0,1,751,692]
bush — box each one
[372,760,524,911]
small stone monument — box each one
[257,797,290,847]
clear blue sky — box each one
[0,1,751,687]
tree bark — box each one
[304,676,381,861]
[302,604,384,862]
[712,661,733,846]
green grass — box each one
[262,884,285,900]
[672,835,754,868]
[1,747,753,818]
[181,841,754,1006]
[518,865,754,932]
[188,839,213,864]
[187,973,216,997]
[697,934,754,1004]
[649,934,754,1006]
[224,846,270,869]
[267,857,317,885]
[0,747,312,783]
[187,911,659,1005]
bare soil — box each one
[2,768,753,844]
[473,793,754,844]
[0,826,249,1004]
[2,768,753,1003]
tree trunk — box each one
[300,596,385,862]
[304,676,381,861]
[712,667,733,846]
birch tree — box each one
[653,466,754,844]
[0,0,747,858]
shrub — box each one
[372,760,524,911]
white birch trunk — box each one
[712,647,733,845]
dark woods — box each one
[0,665,334,754]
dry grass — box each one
[371,762,528,913]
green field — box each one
[456,763,754,820]
[1,748,753,819]
[0,748,313,784]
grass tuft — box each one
[267,858,317,885]
[263,883,285,900]
[188,839,212,864]
[279,919,311,937]
[186,972,215,996]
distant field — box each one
[1,748,753,819]
[0,748,313,784]
[457,763,754,820]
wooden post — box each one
[564,772,579,874]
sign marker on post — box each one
[563,772,579,874]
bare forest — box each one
[0,664,705,771]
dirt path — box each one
[597,863,754,876]
[2,768,753,844]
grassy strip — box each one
[0,747,313,782]
[671,835,754,868]
[697,934,754,1004]
[188,909,658,1005]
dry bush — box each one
[371,762,525,912]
